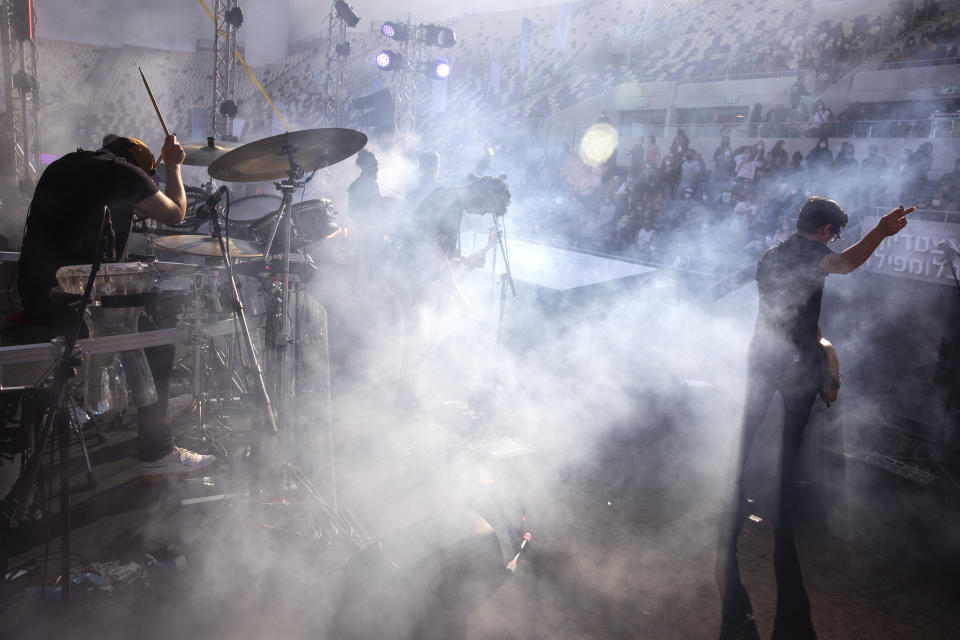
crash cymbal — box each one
[152,235,263,258]
[181,137,242,166]
[207,128,367,182]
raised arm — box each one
[819,204,914,275]
[135,134,187,226]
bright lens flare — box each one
[578,123,618,167]
[375,52,391,68]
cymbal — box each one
[207,128,367,182]
[152,235,263,258]
[181,138,242,166]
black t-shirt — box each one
[753,233,833,360]
[392,187,465,304]
[18,149,158,324]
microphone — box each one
[195,185,228,219]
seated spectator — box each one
[734,147,763,189]
[635,210,659,259]
[671,129,690,158]
[713,136,732,164]
[732,191,758,218]
[764,139,789,175]
[861,144,889,204]
[713,146,737,187]
[628,139,646,179]
[834,142,858,175]
[659,155,681,194]
[769,103,789,136]
[811,100,834,136]
[789,151,805,174]
[644,135,661,168]
[806,136,834,178]
[790,102,810,137]
[903,141,934,201]
[678,149,702,194]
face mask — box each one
[819,143,826,148]
[724,151,731,157]
[932,199,941,206]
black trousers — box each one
[716,344,820,638]
[137,340,174,461]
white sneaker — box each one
[141,447,217,481]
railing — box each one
[864,56,960,71]
[732,118,959,139]
[683,68,811,84]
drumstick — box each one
[138,66,169,137]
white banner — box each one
[859,217,960,286]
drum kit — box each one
[61,128,367,490]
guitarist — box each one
[392,176,510,411]
[717,197,914,640]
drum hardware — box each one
[0,318,247,367]
[207,129,366,510]
[3,205,113,603]
[195,186,279,450]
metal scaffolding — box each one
[392,25,424,144]
[317,2,347,127]
[0,0,41,194]
[212,0,240,140]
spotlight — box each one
[422,24,456,48]
[334,0,360,28]
[381,21,409,41]
[219,99,238,118]
[13,70,35,94]
[224,6,244,29]
[426,59,451,79]
[375,50,402,71]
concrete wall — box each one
[849,65,960,103]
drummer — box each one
[16,132,217,480]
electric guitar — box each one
[818,332,840,404]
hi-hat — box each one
[181,137,242,166]
[207,128,367,182]
[152,234,263,258]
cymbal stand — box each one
[202,196,278,498]
[259,149,315,493]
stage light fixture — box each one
[422,25,456,48]
[335,41,351,57]
[375,50,402,71]
[219,100,239,118]
[334,0,361,28]
[225,6,244,29]
[426,59,451,79]
[381,21,410,41]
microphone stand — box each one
[3,206,110,604]
[493,215,516,344]
[203,195,278,498]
